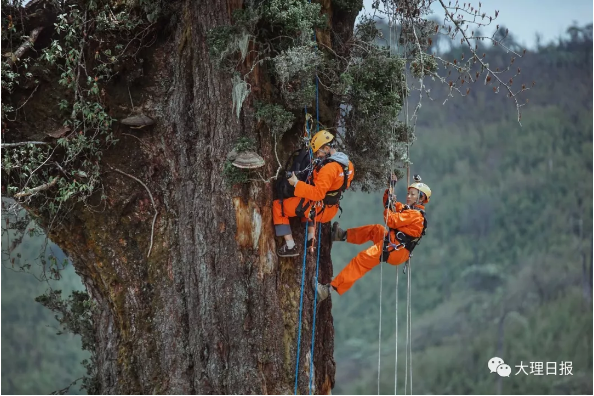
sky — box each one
[360,0,593,49]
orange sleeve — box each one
[383,206,417,229]
[294,164,335,201]
[382,190,404,210]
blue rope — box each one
[294,219,310,394]
[295,2,321,391]
[295,106,315,395]
[309,223,323,394]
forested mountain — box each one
[330,23,593,395]
[1,206,88,394]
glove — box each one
[383,189,396,211]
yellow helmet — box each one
[310,130,334,153]
[408,182,431,203]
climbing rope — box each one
[377,1,400,392]
[403,19,413,395]
[294,219,310,394]
[394,267,399,393]
[377,259,383,394]
[294,112,315,394]
[378,2,419,393]
[308,223,323,395]
[294,3,322,392]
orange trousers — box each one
[331,224,410,295]
[273,197,338,236]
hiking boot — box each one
[332,222,347,242]
[315,282,331,302]
[277,242,299,257]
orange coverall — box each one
[273,159,354,236]
[330,190,425,295]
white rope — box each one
[378,262,383,394]
[406,259,413,395]
[394,268,399,393]
[379,2,398,392]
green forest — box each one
[330,23,593,395]
[1,207,88,395]
[1,21,592,395]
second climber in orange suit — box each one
[315,175,431,301]
[273,130,354,257]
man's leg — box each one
[273,197,310,257]
[330,240,383,295]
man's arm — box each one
[293,164,336,201]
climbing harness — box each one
[317,158,351,206]
[380,208,427,262]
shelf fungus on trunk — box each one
[120,114,156,129]
[229,150,265,169]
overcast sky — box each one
[360,0,593,49]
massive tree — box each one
[1,0,527,393]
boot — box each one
[277,242,299,257]
[316,283,331,302]
[312,278,331,302]
[331,222,347,242]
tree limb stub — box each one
[1,141,49,147]
[6,27,44,68]
[13,176,60,198]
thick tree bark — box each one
[27,0,356,394]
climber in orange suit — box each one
[273,129,354,257]
[315,175,431,300]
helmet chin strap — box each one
[319,147,331,160]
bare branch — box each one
[107,165,157,258]
[437,0,524,123]
[6,26,44,68]
[71,8,89,120]
[1,141,49,147]
[5,85,40,121]
[13,176,60,198]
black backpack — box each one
[276,148,312,199]
[275,148,312,215]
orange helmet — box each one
[310,130,334,153]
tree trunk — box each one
[35,1,351,393]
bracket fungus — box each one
[230,150,265,169]
[120,114,156,129]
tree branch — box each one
[1,141,49,147]
[6,26,44,68]
[437,0,525,124]
[71,8,89,120]
[13,176,60,198]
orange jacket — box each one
[382,189,425,242]
[294,157,354,202]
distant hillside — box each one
[331,24,593,395]
[1,204,89,395]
